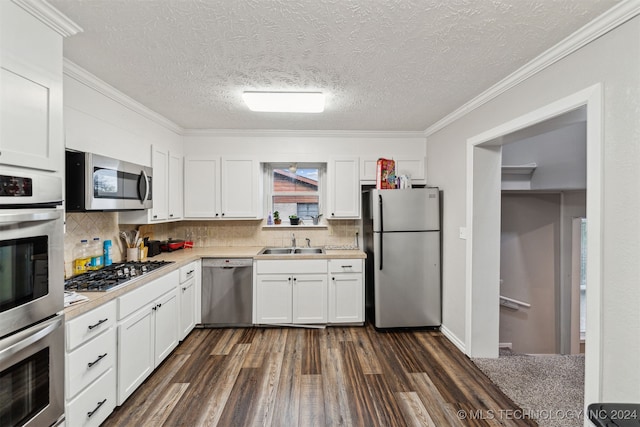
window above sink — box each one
[265,163,326,226]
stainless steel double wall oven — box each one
[0,166,65,427]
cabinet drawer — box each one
[66,300,116,351]
[66,327,116,399]
[180,261,197,283]
[256,259,327,274]
[329,259,363,273]
[118,270,179,319]
[66,368,116,427]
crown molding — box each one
[12,0,83,37]
[182,128,426,139]
[424,0,640,137]
[63,59,184,134]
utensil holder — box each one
[127,247,139,262]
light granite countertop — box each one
[64,246,366,320]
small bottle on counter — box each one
[103,240,113,266]
[267,211,273,225]
[88,237,103,270]
[73,239,91,275]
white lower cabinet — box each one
[256,274,292,323]
[65,301,117,427]
[66,368,116,427]
[329,259,364,323]
[328,259,364,323]
[117,270,179,405]
[179,261,198,340]
[256,260,328,324]
[293,274,328,323]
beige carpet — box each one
[472,351,585,427]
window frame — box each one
[265,162,326,225]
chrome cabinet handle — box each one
[88,353,107,368]
[88,318,108,330]
[87,399,107,418]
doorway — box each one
[464,84,602,402]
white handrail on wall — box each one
[499,295,531,310]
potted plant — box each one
[289,214,300,225]
[273,211,282,225]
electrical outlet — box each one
[459,227,467,240]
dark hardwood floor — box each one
[103,325,535,426]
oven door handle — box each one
[0,210,61,226]
[0,316,63,363]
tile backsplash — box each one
[64,212,123,277]
[65,212,361,277]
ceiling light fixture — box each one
[242,91,325,113]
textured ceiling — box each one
[49,0,619,131]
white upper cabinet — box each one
[183,156,261,219]
[0,1,78,174]
[119,146,183,224]
[221,157,260,218]
[184,157,220,218]
[168,151,183,220]
[150,146,168,221]
[327,157,360,219]
[360,157,426,184]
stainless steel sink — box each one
[293,248,324,254]
[259,247,325,255]
[260,247,293,255]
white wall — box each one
[63,67,183,164]
[502,121,587,190]
[427,15,640,402]
[183,131,426,166]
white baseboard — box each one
[440,324,466,354]
[499,342,513,350]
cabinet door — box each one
[327,158,360,218]
[168,152,183,220]
[117,305,155,405]
[221,157,259,218]
[179,278,196,341]
[256,275,292,324]
[151,146,168,221]
[329,274,364,323]
[184,157,219,218]
[154,288,179,365]
[0,2,64,173]
[292,274,327,324]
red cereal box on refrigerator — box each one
[376,158,397,189]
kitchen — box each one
[2,1,639,426]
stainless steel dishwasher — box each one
[201,258,253,327]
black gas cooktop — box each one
[64,260,174,292]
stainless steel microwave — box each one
[65,150,153,211]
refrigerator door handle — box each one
[378,194,383,270]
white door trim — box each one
[465,83,602,404]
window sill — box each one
[262,224,328,229]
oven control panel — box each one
[0,174,33,197]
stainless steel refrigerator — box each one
[363,188,441,328]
